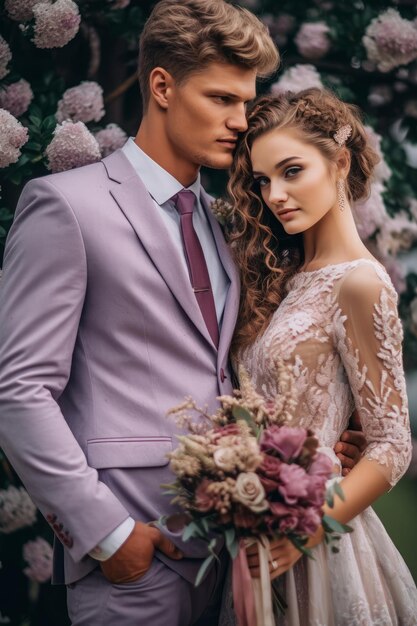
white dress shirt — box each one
[90,140,229,560]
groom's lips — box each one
[217,138,238,149]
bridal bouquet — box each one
[163,363,349,626]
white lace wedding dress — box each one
[219,259,417,626]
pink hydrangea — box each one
[33,0,81,49]
[0,79,34,118]
[364,125,391,184]
[294,22,331,60]
[0,108,29,168]
[271,64,323,94]
[0,486,37,533]
[56,81,105,124]
[352,182,388,240]
[262,14,295,46]
[381,254,407,294]
[95,123,127,157]
[376,212,417,257]
[0,35,12,80]
[110,0,131,8]
[23,537,53,583]
[363,9,417,73]
[5,0,40,21]
[368,84,393,107]
[46,120,101,172]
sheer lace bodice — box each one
[240,259,411,486]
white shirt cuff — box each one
[89,517,135,561]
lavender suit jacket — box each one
[0,150,239,585]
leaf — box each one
[232,406,257,434]
[225,527,238,558]
[334,482,345,502]
[194,554,215,587]
[322,514,353,535]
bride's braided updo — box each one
[229,88,380,354]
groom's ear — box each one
[149,67,174,110]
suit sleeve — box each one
[0,177,130,562]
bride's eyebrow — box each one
[252,156,302,176]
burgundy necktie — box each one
[173,190,219,348]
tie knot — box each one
[173,190,196,216]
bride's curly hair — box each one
[228,88,379,355]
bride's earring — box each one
[337,179,346,212]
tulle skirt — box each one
[219,506,417,626]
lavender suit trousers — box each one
[67,551,228,626]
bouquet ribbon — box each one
[232,536,275,626]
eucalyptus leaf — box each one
[194,554,214,587]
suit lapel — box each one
[103,150,215,349]
[200,189,241,364]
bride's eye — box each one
[254,176,269,188]
[285,166,302,179]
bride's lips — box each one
[276,208,300,221]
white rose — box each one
[233,472,268,513]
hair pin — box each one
[333,124,352,146]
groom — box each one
[0,1,364,624]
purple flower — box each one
[0,35,12,80]
[23,537,53,583]
[0,485,37,533]
[95,123,127,157]
[271,64,323,94]
[56,81,105,124]
[0,108,29,168]
[260,425,307,461]
[309,452,334,479]
[33,0,81,49]
[45,120,101,173]
[294,22,331,60]
[0,79,34,118]
[276,463,310,505]
[5,0,39,21]
[363,9,417,73]
[296,507,322,535]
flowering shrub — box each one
[0,0,416,622]
[46,120,101,172]
[0,109,28,168]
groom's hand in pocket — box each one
[100,521,183,584]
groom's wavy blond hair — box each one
[138,0,279,110]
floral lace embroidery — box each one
[240,259,411,485]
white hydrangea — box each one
[363,8,417,73]
[33,0,81,49]
[56,81,105,124]
[271,64,323,94]
[0,79,34,118]
[95,123,127,157]
[0,108,29,168]
[46,120,101,172]
[0,486,37,533]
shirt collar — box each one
[122,137,201,206]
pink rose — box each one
[296,507,322,535]
[260,426,307,461]
[194,479,215,513]
[309,452,334,478]
[277,464,310,505]
[304,475,327,507]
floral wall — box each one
[0,0,416,623]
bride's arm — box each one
[248,265,412,580]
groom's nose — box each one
[226,103,248,133]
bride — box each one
[220,88,417,625]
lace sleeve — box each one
[334,264,411,486]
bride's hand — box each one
[246,527,325,581]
